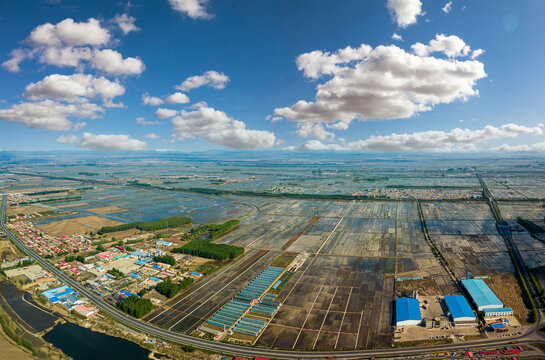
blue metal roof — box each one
[490,323,506,329]
[461,278,503,309]
[444,295,476,320]
[482,307,513,315]
[395,298,421,323]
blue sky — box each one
[1,0,545,152]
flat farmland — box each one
[239,197,347,217]
[396,220,433,258]
[145,249,278,333]
[421,202,514,277]
[498,201,545,221]
[219,213,311,250]
[344,202,397,219]
[422,202,494,220]
[425,220,498,235]
[513,232,545,269]
[430,235,513,277]
[256,255,394,350]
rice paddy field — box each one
[421,202,513,277]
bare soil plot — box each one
[85,205,127,215]
[0,241,20,262]
[395,278,442,297]
[36,215,125,236]
[7,205,47,216]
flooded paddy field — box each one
[484,175,545,200]
[513,232,545,269]
[256,255,394,350]
[498,201,545,222]
[421,202,513,277]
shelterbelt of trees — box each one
[155,277,194,298]
[97,216,192,235]
[117,296,153,318]
[172,220,243,260]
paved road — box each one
[2,195,545,359]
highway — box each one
[1,195,545,359]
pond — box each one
[43,322,151,360]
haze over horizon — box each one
[1,0,544,153]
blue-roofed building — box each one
[461,278,503,311]
[489,322,508,332]
[119,290,138,297]
[395,298,421,327]
[444,295,477,326]
[482,307,513,317]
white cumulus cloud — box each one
[284,140,347,151]
[2,17,144,76]
[144,133,161,139]
[168,0,213,20]
[442,1,453,13]
[28,18,110,47]
[56,134,78,144]
[142,94,164,106]
[493,141,545,152]
[295,122,334,141]
[171,105,275,149]
[91,49,145,76]
[0,100,103,131]
[114,14,140,35]
[386,0,424,28]
[136,117,160,125]
[77,132,146,151]
[155,108,178,119]
[391,33,403,41]
[412,34,475,58]
[165,92,190,104]
[274,39,486,133]
[348,123,543,152]
[176,70,229,91]
[25,73,125,103]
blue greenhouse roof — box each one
[444,295,476,320]
[395,298,421,323]
[461,278,503,308]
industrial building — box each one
[424,316,449,329]
[444,295,477,326]
[395,297,421,327]
[482,307,513,317]
[461,278,503,311]
[42,285,82,310]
